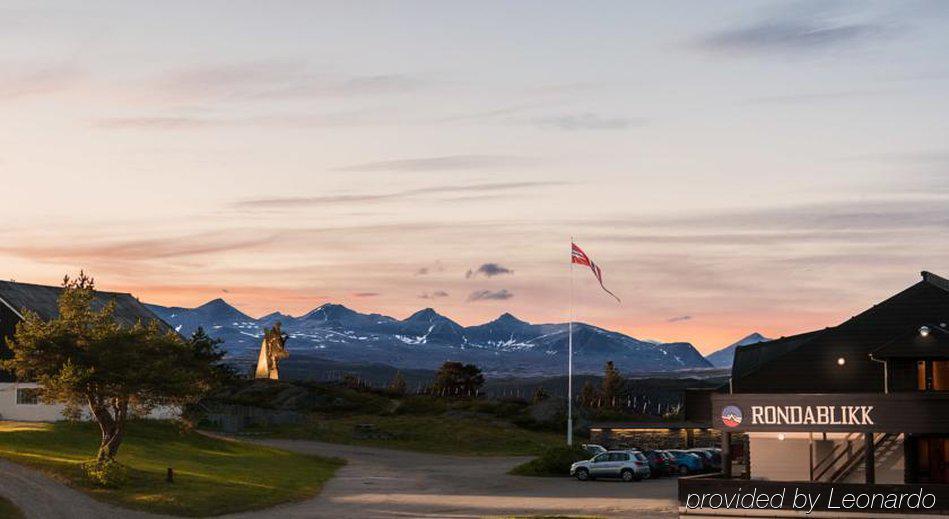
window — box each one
[593,453,609,463]
[934,361,949,391]
[609,453,629,461]
[917,361,949,391]
[16,388,40,405]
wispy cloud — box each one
[465,263,514,278]
[418,290,449,299]
[467,289,513,301]
[415,261,445,276]
[353,292,380,297]
[667,315,693,323]
[0,64,83,100]
[334,154,536,173]
[152,61,424,102]
[237,181,564,209]
[531,113,644,131]
[697,3,893,55]
[95,109,387,131]
[701,21,884,53]
[0,232,276,262]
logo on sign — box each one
[722,405,742,427]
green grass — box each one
[0,496,24,519]
[0,420,343,517]
[509,444,590,477]
[258,413,562,456]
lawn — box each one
[0,496,24,519]
[0,420,343,517]
[260,413,562,456]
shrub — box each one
[80,458,129,488]
[508,444,590,477]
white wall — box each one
[749,433,812,481]
[750,432,905,484]
[0,383,178,422]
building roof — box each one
[731,271,949,393]
[0,280,170,330]
[872,324,949,360]
[731,330,825,381]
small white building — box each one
[0,280,179,422]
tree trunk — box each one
[88,397,128,463]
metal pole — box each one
[567,237,574,446]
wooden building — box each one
[680,271,949,517]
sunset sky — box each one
[2,1,947,353]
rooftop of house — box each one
[0,280,170,331]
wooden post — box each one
[722,431,732,478]
[166,467,174,484]
[864,433,875,484]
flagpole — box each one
[567,237,574,446]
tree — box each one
[188,327,238,386]
[531,386,550,404]
[388,371,407,396]
[432,361,484,398]
[3,273,221,463]
[579,381,599,407]
[601,361,625,407]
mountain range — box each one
[144,299,721,377]
[704,332,770,367]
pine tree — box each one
[388,371,407,396]
[580,380,599,407]
[601,361,625,408]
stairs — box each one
[811,433,902,483]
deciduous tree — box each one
[3,273,221,463]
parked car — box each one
[581,443,607,457]
[667,449,705,475]
[689,448,722,470]
[641,449,675,476]
[571,450,651,482]
[686,448,716,471]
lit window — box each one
[16,388,40,405]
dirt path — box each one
[0,459,159,519]
[0,439,677,518]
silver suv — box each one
[570,450,651,481]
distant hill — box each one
[146,300,713,377]
[705,332,769,367]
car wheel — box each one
[575,468,590,481]
[679,465,690,476]
[621,469,635,482]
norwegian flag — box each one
[571,242,621,303]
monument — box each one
[254,322,290,380]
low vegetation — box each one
[508,444,590,477]
[0,420,343,517]
[209,379,563,455]
[264,412,560,455]
[0,496,24,519]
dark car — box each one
[685,448,715,472]
[667,449,705,475]
[641,449,675,477]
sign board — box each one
[711,393,949,433]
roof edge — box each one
[922,271,949,292]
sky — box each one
[1,1,947,353]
